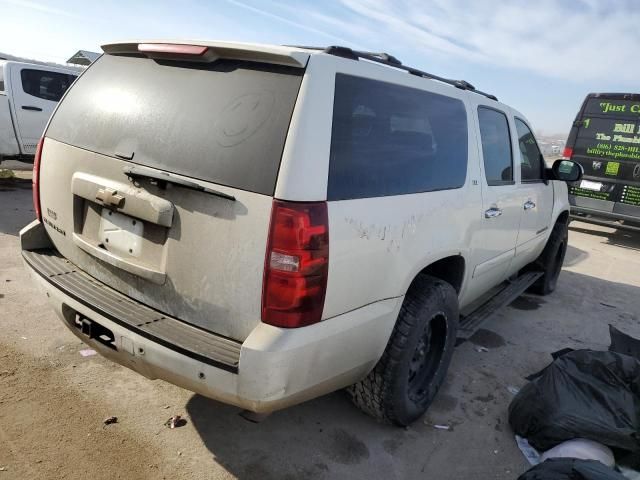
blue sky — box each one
[1,0,639,136]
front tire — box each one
[347,275,459,426]
[529,219,568,295]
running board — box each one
[457,271,543,340]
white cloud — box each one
[221,0,359,47]
[335,0,640,83]
[1,0,79,18]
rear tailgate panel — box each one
[38,51,305,342]
[39,138,272,341]
[568,95,640,214]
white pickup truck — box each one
[0,61,77,163]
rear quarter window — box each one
[328,74,468,200]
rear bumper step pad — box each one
[22,249,241,373]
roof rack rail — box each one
[288,44,497,101]
[326,46,497,101]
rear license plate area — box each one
[99,209,144,257]
[580,179,603,191]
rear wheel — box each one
[347,275,458,426]
[529,219,568,295]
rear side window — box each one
[515,119,544,181]
[46,54,303,196]
[0,66,4,92]
[478,107,513,186]
[328,74,468,200]
[21,69,76,102]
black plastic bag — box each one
[610,324,640,361]
[518,458,627,480]
[508,350,640,452]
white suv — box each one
[20,41,582,425]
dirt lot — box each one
[1,175,639,479]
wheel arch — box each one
[407,254,466,295]
[555,209,570,227]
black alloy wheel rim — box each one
[407,312,448,403]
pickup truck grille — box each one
[22,249,242,372]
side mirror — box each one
[551,159,583,182]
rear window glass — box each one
[574,98,640,167]
[583,97,640,119]
[328,74,468,200]
[21,69,76,102]
[46,54,303,196]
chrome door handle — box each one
[484,207,503,218]
[524,200,536,210]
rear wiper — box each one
[123,166,236,201]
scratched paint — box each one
[344,214,424,252]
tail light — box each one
[32,137,44,221]
[563,147,573,159]
[262,200,329,328]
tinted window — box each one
[328,74,468,200]
[21,69,76,102]
[0,66,4,92]
[583,97,640,119]
[478,107,513,185]
[47,54,303,195]
[515,119,543,181]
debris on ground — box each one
[516,435,541,465]
[600,302,617,309]
[539,439,615,468]
[619,466,640,480]
[507,385,520,395]
[103,416,118,426]
[518,458,627,480]
[474,345,489,353]
[424,421,451,431]
[509,349,640,452]
[164,415,186,429]
[0,466,6,471]
[511,327,640,478]
[79,349,97,357]
[609,324,640,361]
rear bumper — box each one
[570,194,640,228]
[20,220,401,412]
[570,206,640,232]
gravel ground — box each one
[1,177,639,480]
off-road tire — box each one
[529,219,568,295]
[347,275,459,426]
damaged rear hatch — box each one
[38,42,307,341]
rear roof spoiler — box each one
[101,40,310,68]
